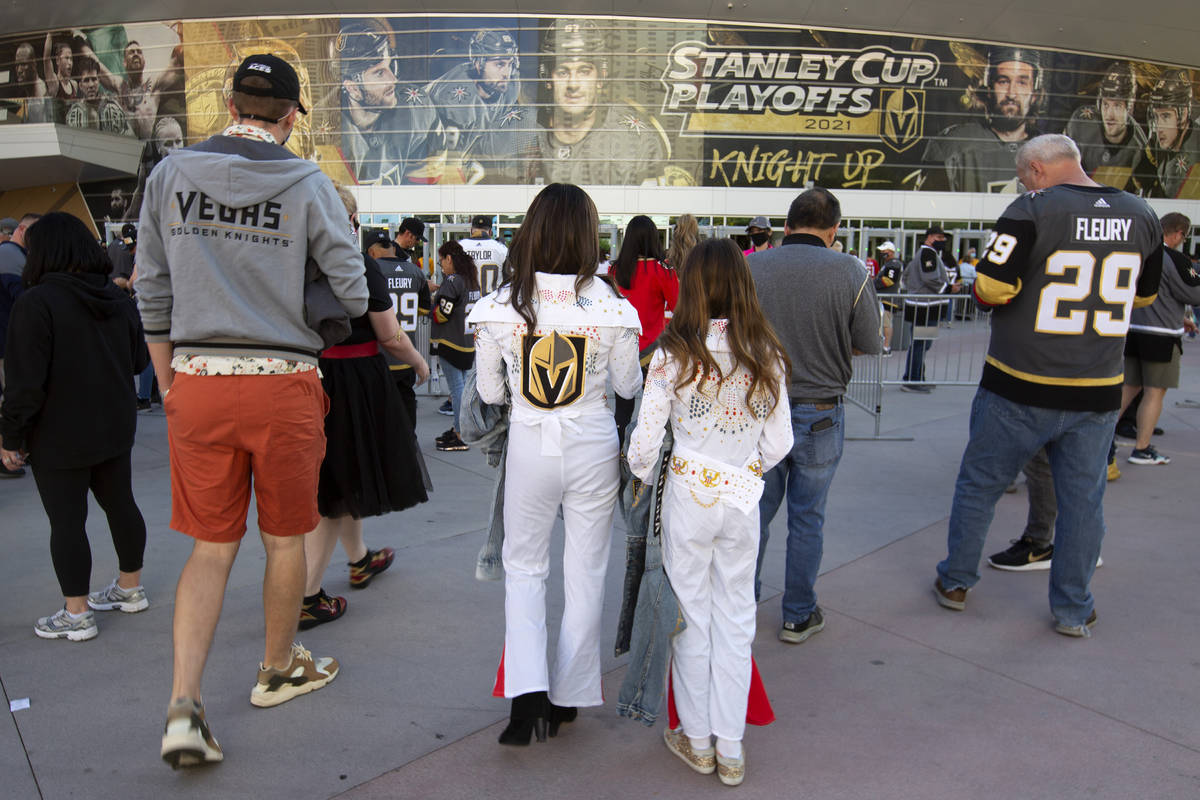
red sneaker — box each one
[299,589,346,630]
[349,547,395,589]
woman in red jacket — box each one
[610,215,679,444]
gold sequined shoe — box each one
[663,727,715,775]
[717,749,746,786]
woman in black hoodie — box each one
[0,213,151,642]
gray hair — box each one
[1016,134,1081,172]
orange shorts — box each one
[165,370,329,542]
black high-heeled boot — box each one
[498,691,549,746]
[547,703,577,738]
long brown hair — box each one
[505,183,612,328]
[437,239,481,293]
[666,214,700,269]
[658,238,789,417]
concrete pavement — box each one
[1,352,1199,800]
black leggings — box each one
[31,450,147,597]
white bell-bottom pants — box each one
[662,478,759,742]
[499,413,618,707]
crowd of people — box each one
[0,52,1197,788]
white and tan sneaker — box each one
[250,642,339,708]
[161,698,222,769]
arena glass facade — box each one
[1,13,1198,263]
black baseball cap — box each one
[397,217,426,242]
[232,54,308,114]
[121,223,137,245]
[363,228,392,248]
[924,225,945,238]
[471,214,493,230]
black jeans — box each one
[31,450,146,597]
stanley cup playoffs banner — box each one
[2,14,1199,231]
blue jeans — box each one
[755,402,844,624]
[937,388,1117,627]
[137,361,156,400]
[903,337,931,383]
[441,360,466,431]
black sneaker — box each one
[436,431,469,452]
[987,537,1053,571]
[136,398,153,411]
[779,607,824,644]
[437,400,454,416]
[1128,445,1169,465]
[1114,420,1137,441]
[298,589,347,630]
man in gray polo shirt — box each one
[750,187,881,643]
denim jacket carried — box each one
[458,365,509,581]
[615,421,686,726]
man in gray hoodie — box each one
[136,54,368,769]
[1119,212,1200,465]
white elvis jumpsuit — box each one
[469,272,642,707]
[627,320,792,742]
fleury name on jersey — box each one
[1073,216,1132,242]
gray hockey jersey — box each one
[974,184,1163,410]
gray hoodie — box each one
[1130,246,1200,338]
[135,134,368,363]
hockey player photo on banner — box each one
[0,22,188,228]
[2,14,1195,199]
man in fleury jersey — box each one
[933,135,1162,637]
[366,228,431,427]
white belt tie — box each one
[511,403,605,457]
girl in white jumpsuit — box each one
[468,184,642,745]
[628,238,792,785]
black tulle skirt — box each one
[317,353,430,519]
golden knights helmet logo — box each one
[521,332,587,409]
[880,88,925,153]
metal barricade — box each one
[847,293,992,438]
[883,294,992,386]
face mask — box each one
[930,239,945,252]
[750,232,770,247]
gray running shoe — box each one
[88,580,149,613]
[35,607,98,641]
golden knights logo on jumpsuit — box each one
[521,332,588,409]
